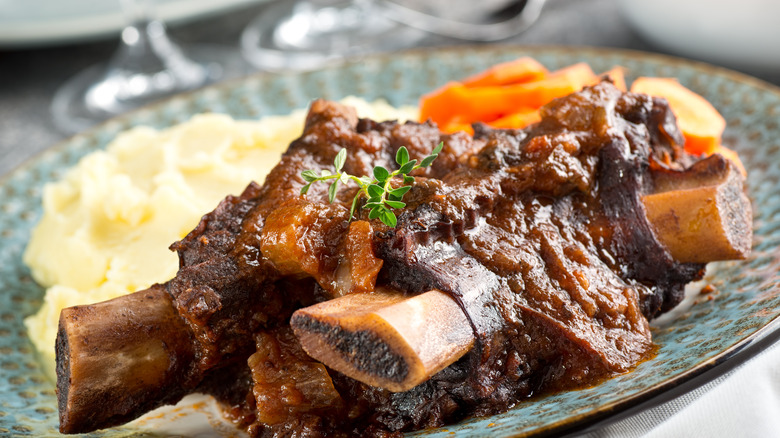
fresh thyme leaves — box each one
[300,142,444,227]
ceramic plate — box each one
[2,45,779,437]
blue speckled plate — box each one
[2,46,780,437]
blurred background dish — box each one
[0,0,269,48]
[617,0,780,72]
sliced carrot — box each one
[488,109,541,130]
[714,145,746,176]
[420,63,596,128]
[548,62,598,84]
[596,66,627,91]
[440,120,474,136]
[419,81,462,126]
[440,115,474,135]
[510,62,597,108]
[420,82,532,126]
[461,57,548,88]
[630,77,726,156]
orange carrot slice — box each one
[597,66,627,91]
[510,62,597,108]
[419,83,531,126]
[439,115,474,135]
[440,121,474,136]
[630,77,726,156]
[461,57,548,87]
[419,63,596,128]
[419,81,462,126]
[488,109,541,130]
[545,62,598,91]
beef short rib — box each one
[56,82,750,437]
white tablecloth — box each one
[579,339,780,438]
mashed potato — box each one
[24,97,417,378]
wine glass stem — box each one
[85,0,209,111]
[118,0,205,81]
[119,0,154,23]
[276,0,390,50]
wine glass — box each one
[241,0,546,72]
[240,0,420,72]
[51,0,249,134]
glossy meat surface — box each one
[214,82,703,435]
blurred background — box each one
[1,0,778,177]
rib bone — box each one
[291,289,474,392]
[56,286,197,434]
[644,154,752,263]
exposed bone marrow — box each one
[291,289,474,392]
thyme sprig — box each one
[300,142,443,227]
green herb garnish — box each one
[300,142,443,227]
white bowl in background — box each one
[618,0,780,72]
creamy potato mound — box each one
[24,97,417,378]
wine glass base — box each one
[241,0,424,72]
[51,44,250,134]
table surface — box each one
[1,0,779,436]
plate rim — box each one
[4,43,780,437]
[6,44,780,185]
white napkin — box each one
[579,340,780,438]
